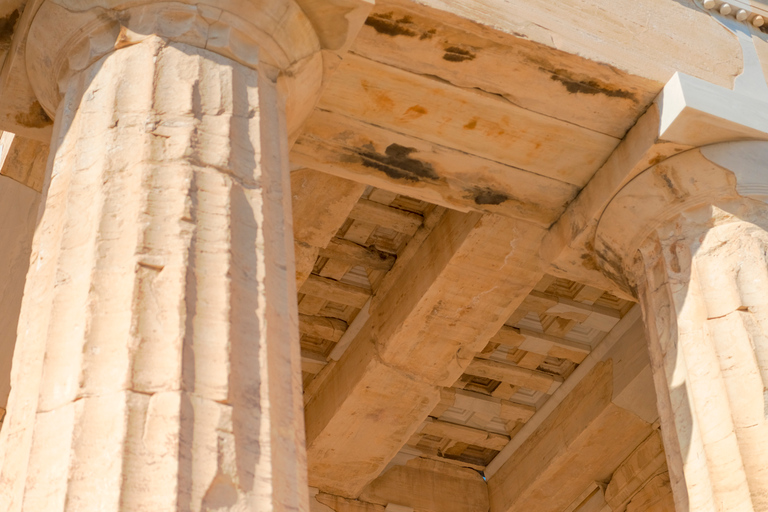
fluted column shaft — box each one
[596,144,768,512]
[0,34,306,511]
[638,203,768,512]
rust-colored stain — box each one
[463,119,478,130]
[404,105,428,117]
[360,80,395,110]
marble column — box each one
[596,142,768,512]
[0,2,325,510]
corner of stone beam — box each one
[304,332,441,499]
[656,71,768,146]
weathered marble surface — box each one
[597,142,768,512]
[0,0,374,509]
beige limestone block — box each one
[0,36,305,512]
[305,335,440,497]
[605,430,667,510]
[314,493,385,512]
[390,0,740,90]
[371,211,545,385]
[291,169,366,288]
[488,359,653,512]
[304,209,546,497]
[359,461,488,512]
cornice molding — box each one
[698,0,768,27]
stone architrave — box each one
[595,141,768,512]
[0,1,369,510]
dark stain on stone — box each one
[580,240,635,297]
[660,173,676,193]
[420,28,437,40]
[443,46,476,62]
[579,241,602,272]
[545,68,636,101]
[593,241,632,292]
[469,187,509,206]
[580,252,601,272]
[365,12,417,37]
[357,143,439,182]
[15,101,53,129]
[648,154,667,167]
[653,165,688,201]
[0,9,19,50]
[464,119,478,130]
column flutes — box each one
[596,143,768,512]
[0,2,324,510]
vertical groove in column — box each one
[639,209,768,512]
[639,239,715,512]
[256,62,307,512]
[0,35,304,512]
[695,222,768,510]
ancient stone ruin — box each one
[0,0,765,511]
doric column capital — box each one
[21,0,371,135]
[594,140,768,294]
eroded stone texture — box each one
[638,205,768,512]
[0,35,306,512]
[596,143,768,512]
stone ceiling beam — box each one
[291,168,366,288]
[315,54,620,186]
[304,208,546,497]
[310,458,489,512]
[384,0,741,89]
[350,1,660,139]
[487,313,658,512]
[290,109,578,226]
[542,57,768,297]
